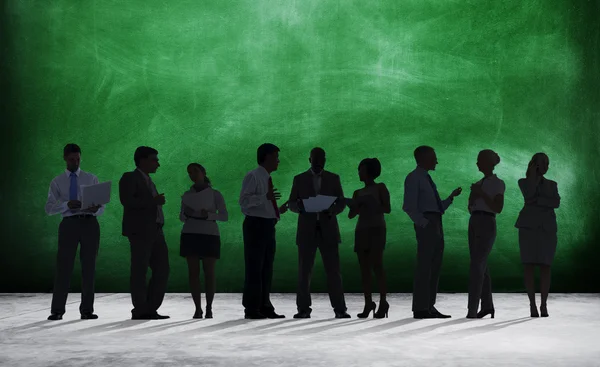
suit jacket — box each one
[288,169,346,246]
[119,169,160,237]
[515,177,560,232]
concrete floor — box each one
[1,293,599,366]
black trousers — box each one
[467,213,497,311]
[296,226,347,313]
[242,216,277,314]
[51,215,100,315]
[412,212,444,312]
[128,226,170,316]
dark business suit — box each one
[119,169,170,316]
[288,170,347,313]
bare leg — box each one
[202,257,217,310]
[186,257,202,315]
[357,252,372,305]
[523,264,536,306]
[371,249,387,304]
[539,265,551,307]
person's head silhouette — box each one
[476,149,501,176]
[309,147,326,174]
[358,158,381,183]
[414,146,437,171]
[257,143,280,173]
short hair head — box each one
[359,158,382,179]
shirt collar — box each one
[257,165,271,177]
[136,168,151,181]
[65,168,81,177]
[415,166,428,175]
[310,168,322,177]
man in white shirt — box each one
[402,145,462,319]
[44,144,103,320]
[239,143,285,319]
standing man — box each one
[239,143,286,319]
[45,143,103,320]
[119,146,170,320]
[402,146,462,319]
[288,147,350,319]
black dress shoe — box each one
[334,311,351,319]
[293,311,311,319]
[263,312,285,319]
[413,311,435,319]
[81,313,98,320]
[429,308,451,318]
[131,314,153,320]
[47,313,63,321]
[244,311,267,319]
[152,313,170,320]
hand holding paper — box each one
[301,195,337,213]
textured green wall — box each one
[1,0,599,292]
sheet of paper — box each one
[81,181,112,209]
[302,195,337,213]
[182,189,214,211]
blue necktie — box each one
[427,174,444,214]
[69,172,78,201]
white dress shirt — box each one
[469,174,505,213]
[45,168,105,217]
[402,166,453,227]
[239,165,278,219]
[180,187,228,236]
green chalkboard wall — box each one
[1,0,599,292]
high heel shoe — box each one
[193,309,203,319]
[540,304,548,317]
[477,309,495,319]
[357,302,376,318]
[205,306,213,319]
[374,300,389,319]
[530,304,539,318]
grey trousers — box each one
[296,227,347,313]
[51,216,100,315]
[128,227,170,316]
[467,213,497,311]
[412,212,444,312]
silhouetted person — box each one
[466,150,505,319]
[515,153,560,318]
[402,146,462,319]
[119,146,170,320]
[288,147,350,319]
[239,143,285,319]
[44,144,102,320]
[347,158,391,318]
[180,163,228,319]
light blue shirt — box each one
[402,166,453,227]
[45,168,105,217]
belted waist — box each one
[423,211,442,216]
[64,214,96,219]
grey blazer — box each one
[288,170,346,246]
[119,169,159,237]
[515,177,560,233]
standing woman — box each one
[466,150,505,319]
[347,158,391,318]
[180,163,228,319]
[515,153,560,318]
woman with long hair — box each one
[180,163,228,318]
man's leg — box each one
[428,215,445,310]
[147,228,170,313]
[260,220,277,314]
[412,223,436,312]
[319,241,347,313]
[242,217,265,314]
[50,219,80,316]
[129,234,153,316]
[296,242,317,313]
[79,218,100,315]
